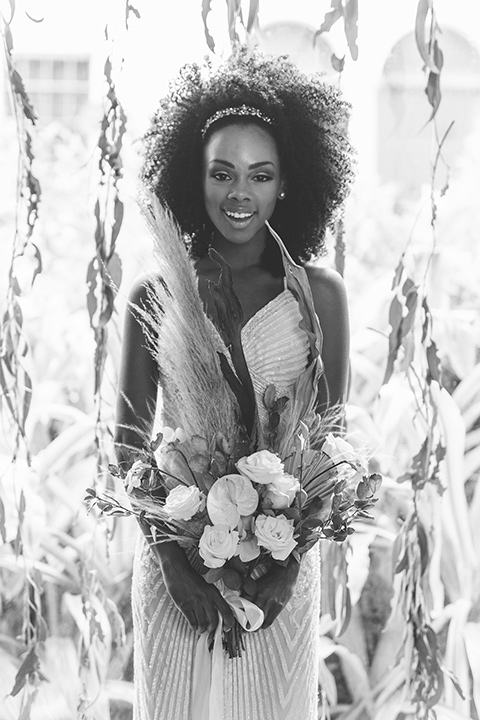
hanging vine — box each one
[202,0,260,52]
[0,7,41,460]
[86,39,126,479]
[0,4,46,715]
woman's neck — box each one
[210,230,267,272]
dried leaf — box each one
[107,251,122,291]
[202,0,215,51]
[189,453,210,474]
[383,294,403,384]
[226,0,242,49]
[0,496,6,543]
[246,0,259,33]
[415,0,440,73]
[25,12,44,22]
[343,0,358,61]
[316,0,343,35]
[392,258,404,290]
[272,396,289,414]
[331,54,345,73]
[302,517,324,530]
[10,67,37,123]
[10,646,40,697]
[263,384,276,409]
[269,411,280,430]
[401,289,418,338]
[125,1,141,28]
[21,369,33,429]
[425,68,442,120]
[5,23,13,53]
[110,196,124,247]
[426,341,441,385]
[86,259,98,325]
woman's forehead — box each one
[203,122,280,163]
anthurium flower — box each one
[207,474,258,528]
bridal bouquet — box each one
[85,199,381,658]
[86,424,380,572]
[86,406,380,656]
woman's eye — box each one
[212,171,231,181]
[254,174,273,183]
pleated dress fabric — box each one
[131,288,321,720]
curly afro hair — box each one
[141,47,355,266]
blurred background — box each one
[1,1,479,718]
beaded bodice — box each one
[242,287,310,429]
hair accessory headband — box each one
[201,104,274,140]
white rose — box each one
[263,473,300,509]
[254,514,297,561]
[164,485,205,521]
[125,460,150,493]
[199,525,239,568]
[207,474,258,528]
[322,434,366,474]
[236,450,285,486]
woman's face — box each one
[202,123,284,249]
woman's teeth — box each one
[224,210,254,219]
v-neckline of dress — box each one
[241,288,290,334]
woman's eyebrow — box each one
[208,159,276,169]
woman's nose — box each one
[227,179,250,201]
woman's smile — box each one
[223,208,255,226]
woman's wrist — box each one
[138,518,188,570]
[283,554,301,583]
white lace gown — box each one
[131,289,321,720]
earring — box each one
[278,190,286,200]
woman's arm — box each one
[115,277,159,470]
[115,277,234,635]
[305,265,350,411]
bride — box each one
[115,47,353,720]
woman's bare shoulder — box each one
[304,264,347,313]
[127,272,163,305]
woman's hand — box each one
[251,557,301,629]
[154,540,235,636]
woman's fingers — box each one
[213,594,235,632]
[256,594,284,629]
[179,589,231,635]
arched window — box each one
[378,28,480,196]
[253,21,338,78]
